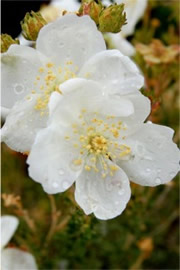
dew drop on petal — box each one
[59,42,64,48]
[14,84,24,94]
[53,182,59,188]
[157,168,161,173]
[118,188,125,196]
[155,177,161,185]
[112,79,118,85]
[62,181,69,190]
[146,168,151,173]
[58,169,64,175]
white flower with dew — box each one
[1,14,143,153]
[27,78,180,220]
[1,215,38,270]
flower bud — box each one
[21,11,47,41]
[0,34,19,53]
[79,0,103,25]
[99,4,126,33]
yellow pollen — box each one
[39,67,44,73]
[46,62,54,68]
[85,165,91,171]
[73,159,82,166]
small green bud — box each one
[0,34,19,53]
[99,4,126,33]
[79,0,103,25]
[20,11,47,41]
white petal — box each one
[1,44,49,109]
[18,34,35,47]
[75,162,131,220]
[49,78,134,127]
[37,14,106,68]
[118,123,180,186]
[119,92,151,135]
[27,124,82,194]
[51,0,80,12]
[79,50,144,95]
[1,107,10,121]
[117,0,148,36]
[1,94,48,153]
[1,216,19,249]
[2,248,37,270]
[107,33,135,56]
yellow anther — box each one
[39,67,44,73]
[73,159,82,166]
[85,165,91,171]
[86,144,92,150]
[66,60,73,65]
[31,90,36,94]
[73,144,78,148]
[46,62,54,68]
[36,76,40,80]
[110,165,118,171]
[65,136,70,140]
[81,108,86,113]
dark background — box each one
[1,0,51,38]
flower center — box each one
[26,60,79,116]
[90,135,108,154]
[65,110,132,178]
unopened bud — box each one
[79,0,103,25]
[21,11,47,41]
[99,4,126,33]
[0,34,19,53]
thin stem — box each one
[45,195,61,245]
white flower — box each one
[1,215,37,270]
[1,15,143,153]
[27,78,179,220]
[107,0,148,56]
[51,0,80,12]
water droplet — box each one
[112,79,118,85]
[53,182,59,188]
[115,201,119,205]
[155,177,161,185]
[146,168,151,173]
[62,181,69,190]
[118,188,125,195]
[59,42,64,48]
[58,169,64,175]
[26,95,32,102]
[157,168,161,173]
[14,84,24,94]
